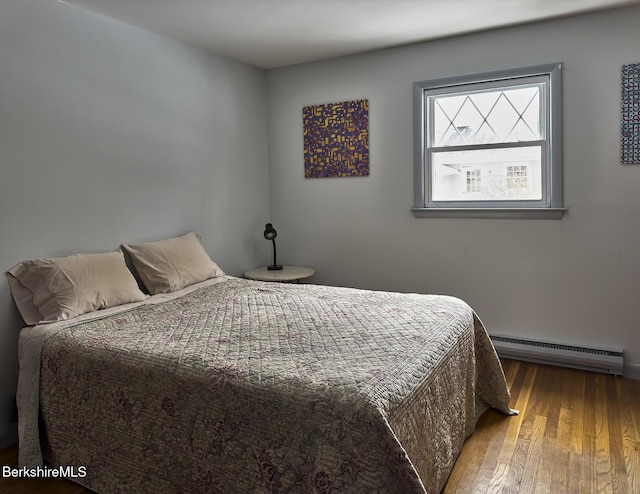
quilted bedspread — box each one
[19,278,513,493]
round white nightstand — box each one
[244,265,315,283]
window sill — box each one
[411,208,567,219]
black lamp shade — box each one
[263,223,282,270]
[263,223,277,241]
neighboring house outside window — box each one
[412,63,565,218]
[506,164,529,191]
[466,169,481,193]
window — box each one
[506,165,528,191]
[412,63,564,218]
[466,169,481,193]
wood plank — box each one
[594,374,613,493]
[471,411,515,491]
[569,451,584,494]
[607,376,629,494]
[501,362,541,494]
[582,370,597,493]
[486,462,510,494]
[549,407,572,493]
[496,361,538,464]
[617,377,640,494]
[503,358,521,390]
[532,366,565,494]
[520,414,547,494]
[568,369,586,455]
[543,365,566,441]
[444,410,503,493]
[444,359,527,493]
[466,359,526,492]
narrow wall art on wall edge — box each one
[621,63,640,164]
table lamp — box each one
[263,223,282,270]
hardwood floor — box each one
[1,359,638,493]
[444,359,640,494]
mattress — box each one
[18,276,514,493]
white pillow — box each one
[122,232,224,295]
[7,249,147,325]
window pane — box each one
[432,85,541,146]
[431,146,542,201]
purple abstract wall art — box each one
[303,99,369,178]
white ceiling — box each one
[60,0,640,68]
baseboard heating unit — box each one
[489,334,624,375]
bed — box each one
[11,233,515,494]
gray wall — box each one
[266,6,640,377]
[0,1,270,445]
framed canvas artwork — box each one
[622,63,640,164]
[303,99,369,178]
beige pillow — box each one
[122,232,224,295]
[6,273,42,326]
[7,249,148,325]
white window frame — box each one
[412,63,565,219]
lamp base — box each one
[267,264,283,271]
